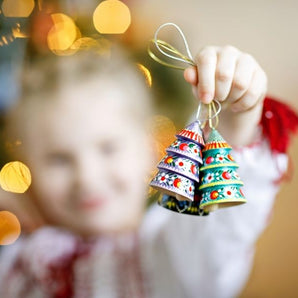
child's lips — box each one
[77,197,108,210]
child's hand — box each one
[184,45,267,112]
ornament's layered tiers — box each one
[200,185,246,210]
[199,128,246,212]
[203,141,231,150]
[166,139,203,163]
[176,120,205,145]
[199,166,243,189]
[150,169,195,201]
[150,120,204,206]
[200,147,236,169]
[158,154,200,182]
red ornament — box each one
[178,161,184,167]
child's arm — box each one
[184,45,267,146]
[143,46,296,297]
[145,134,288,298]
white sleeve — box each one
[143,138,287,298]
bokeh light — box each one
[148,116,176,190]
[0,161,32,193]
[93,0,131,34]
[30,11,55,52]
[47,13,79,55]
[72,37,111,57]
[12,23,28,39]
[2,0,35,17]
[150,115,177,148]
[137,64,152,87]
[0,211,21,245]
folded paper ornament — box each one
[150,120,205,202]
[198,128,246,212]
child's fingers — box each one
[184,67,198,85]
[230,67,267,112]
[191,85,198,99]
[227,53,257,102]
[195,47,217,104]
[214,46,239,101]
[184,46,266,112]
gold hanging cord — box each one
[148,22,220,127]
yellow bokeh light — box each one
[0,211,21,245]
[137,64,152,87]
[72,37,98,50]
[0,161,31,193]
[93,0,131,34]
[149,115,177,148]
[72,37,111,57]
[47,13,79,55]
[2,0,34,17]
[12,25,29,39]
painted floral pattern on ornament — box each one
[200,186,245,206]
[202,151,236,168]
[150,170,195,200]
[158,154,200,182]
[201,169,241,184]
[167,139,203,162]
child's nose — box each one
[73,157,105,191]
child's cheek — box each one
[32,167,73,214]
[109,140,151,202]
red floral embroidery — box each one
[260,97,298,153]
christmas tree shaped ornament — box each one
[150,120,205,202]
[199,104,246,212]
[148,22,246,214]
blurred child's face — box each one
[22,80,153,237]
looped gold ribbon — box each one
[148,22,220,128]
[148,22,195,70]
[148,39,195,70]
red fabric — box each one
[1,229,147,298]
[260,96,298,153]
[47,240,92,298]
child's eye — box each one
[46,153,73,166]
[99,141,119,156]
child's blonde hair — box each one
[4,49,152,159]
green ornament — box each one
[199,128,246,212]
